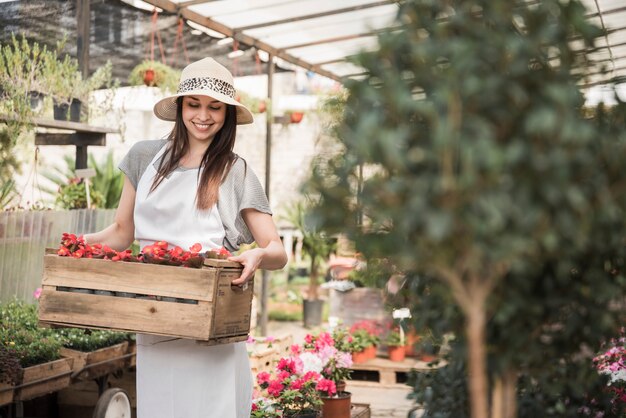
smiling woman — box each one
[82,57,287,418]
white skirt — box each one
[136,334,253,418]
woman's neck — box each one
[180,142,210,168]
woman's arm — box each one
[83,176,136,251]
[228,208,288,285]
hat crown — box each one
[180,57,233,86]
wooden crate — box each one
[248,347,276,377]
[15,357,74,402]
[38,252,253,344]
[0,383,14,406]
[60,341,129,381]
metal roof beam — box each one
[280,28,396,50]
[233,1,396,32]
[139,0,343,81]
[178,0,220,8]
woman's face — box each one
[181,95,227,144]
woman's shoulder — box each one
[128,139,167,158]
[227,154,250,178]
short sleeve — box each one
[118,140,167,189]
[218,157,272,251]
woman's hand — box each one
[228,248,265,287]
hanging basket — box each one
[290,111,304,124]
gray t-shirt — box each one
[118,139,272,252]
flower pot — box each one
[419,353,437,362]
[388,345,406,362]
[351,349,368,364]
[321,391,351,418]
[28,91,44,112]
[290,111,304,123]
[303,299,324,328]
[143,68,155,86]
[287,412,320,418]
[53,98,82,122]
[405,331,420,357]
[364,345,377,359]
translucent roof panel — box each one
[141,0,626,85]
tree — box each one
[308,0,626,416]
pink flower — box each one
[267,380,284,397]
[290,344,302,355]
[257,372,271,386]
[316,378,337,397]
[33,288,42,299]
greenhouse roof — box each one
[0,0,624,87]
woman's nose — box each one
[198,107,212,121]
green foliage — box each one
[89,151,124,208]
[128,60,180,93]
[0,300,62,369]
[0,300,130,377]
[385,328,404,347]
[42,151,123,209]
[308,0,626,415]
[53,328,128,352]
[55,180,104,210]
[268,309,302,322]
[283,200,336,300]
[407,348,469,418]
[0,179,18,209]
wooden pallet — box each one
[351,403,371,418]
[349,357,438,387]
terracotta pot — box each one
[405,331,420,357]
[419,353,437,362]
[364,345,377,359]
[388,345,406,362]
[321,392,351,418]
[290,111,304,123]
[351,349,368,364]
[143,68,155,86]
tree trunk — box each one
[466,304,489,418]
[308,256,319,300]
[491,369,517,418]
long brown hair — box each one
[150,97,238,210]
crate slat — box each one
[42,255,218,301]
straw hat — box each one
[153,57,253,125]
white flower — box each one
[298,351,323,374]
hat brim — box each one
[153,90,254,125]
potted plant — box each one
[385,328,406,362]
[286,109,305,124]
[255,358,327,417]
[284,200,336,328]
[0,300,73,404]
[349,320,381,360]
[129,60,180,93]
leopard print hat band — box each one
[153,57,253,125]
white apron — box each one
[134,145,252,418]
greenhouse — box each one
[1,0,626,417]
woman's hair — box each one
[150,97,238,210]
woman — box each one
[85,57,287,418]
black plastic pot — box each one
[29,91,44,112]
[303,299,324,328]
[53,98,82,122]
